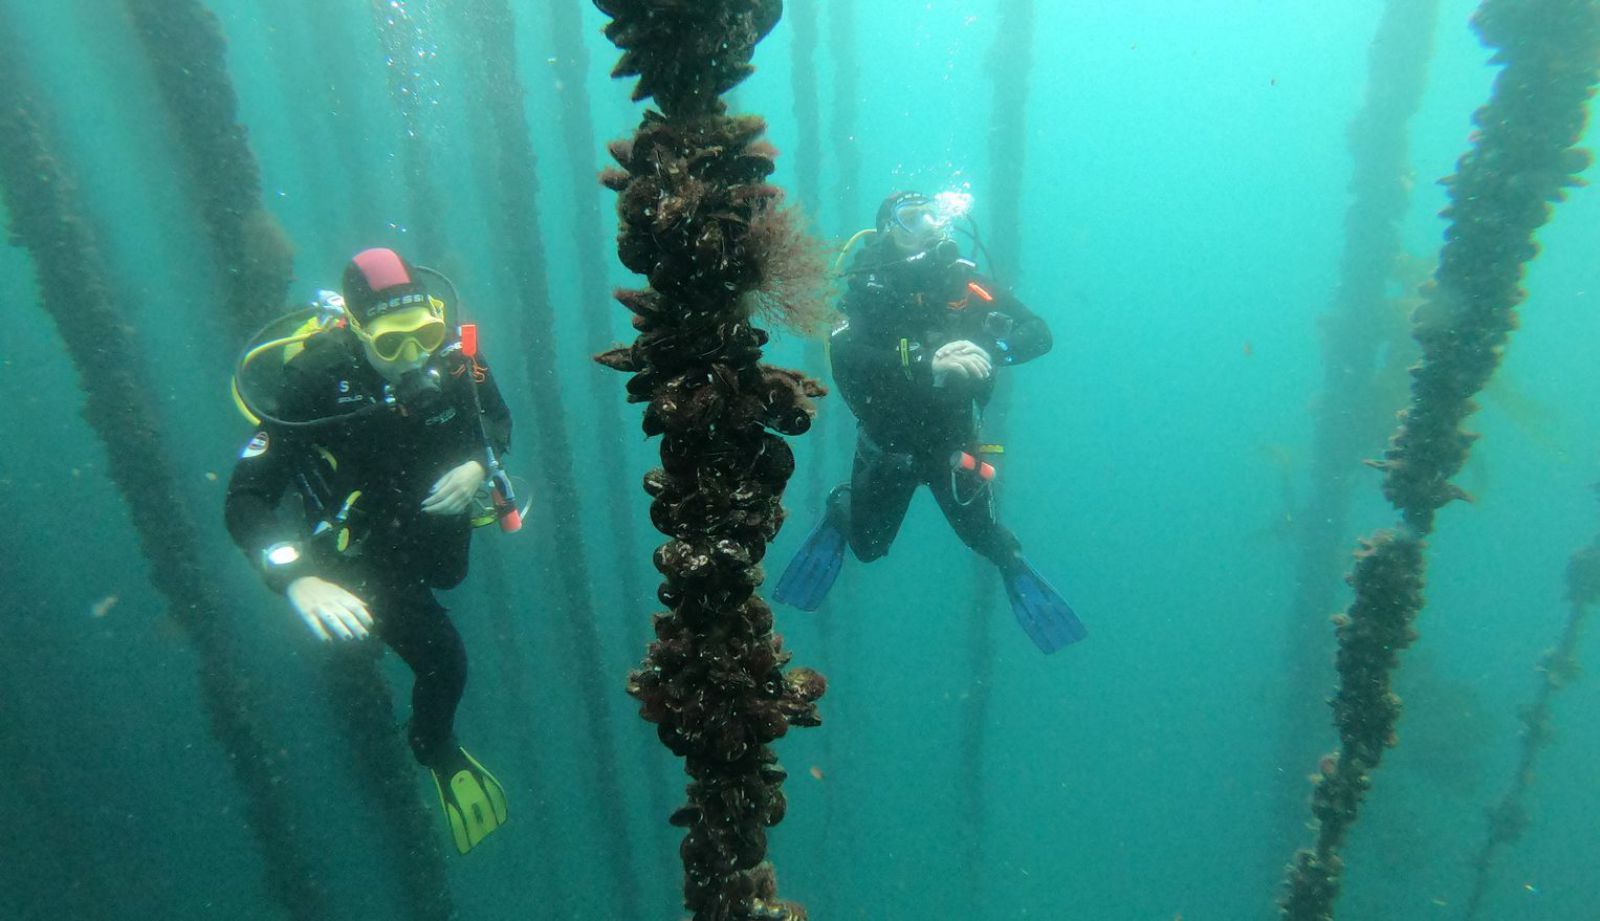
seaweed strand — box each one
[594,1,828,917]
[821,0,860,480]
[788,0,823,216]
[0,29,331,920]
[787,0,831,515]
[477,544,571,913]
[1280,3,1600,918]
[983,0,1034,284]
[957,2,1035,905]
[455,0,642,912]
[542,1,675,851]
[958,563,998,912]
[1276,0,1438,852]
[1459,501,1600,920]
[544,0,649,653]
[323,650,453,921]
[122,0,295,341]
[828,0,860,233]
[369,0,446,256]
[0,528,119,916]
[295,0,385,242]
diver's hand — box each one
[932,340,993,381]
[423,460,487,516]
[286,576,373,642]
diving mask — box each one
[890,198,950,250]
[889,190,972,254]
[355,297,448,363]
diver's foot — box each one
[428,744,509,855]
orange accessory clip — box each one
[494,487,522,532]
[952,451,996,481]
[966,281,995,302]
[459,323,479,359]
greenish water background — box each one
[1,1,1596,918]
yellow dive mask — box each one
[354,296,447,363]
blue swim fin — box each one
[1002,556,1086,654]
[772,501,848,611]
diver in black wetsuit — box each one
[772,192,1086,653]
[224,247,514,854]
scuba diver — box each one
[773,191,1087,654]
[224,247,518,854]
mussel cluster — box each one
[1282,530,1423,918]
[595,0,780,116]
[592,2,825,919]
[1282,2,1600,918]
[1377,0,1600,534]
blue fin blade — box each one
[772,518,847,611]
[1003,558,1087,654]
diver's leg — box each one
[931,466,1086,652]
[845,433,919,562]
[929,460,1022,567]
[371,577,507,853]
[370,577,468,766]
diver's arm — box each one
[419,352,502,517]
[223,427,307,593]
[828,318,934,389]
[979,286,1052,366]
[227,450,374,635]
[224,357,335,591]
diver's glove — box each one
[286,576,374,642]
[932,340,993,384]
[422,460,487,516]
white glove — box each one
[422,460,487,516]
[932,340,993,382]
[286,576,373,642]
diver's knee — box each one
[850,533,890,563]
[441,635,468,692]
[972,527,1022,566]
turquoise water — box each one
[1,1,1597,919]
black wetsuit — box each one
[224,327,511,766]
[827,241,1052,567]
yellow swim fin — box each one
[429,745,508,855]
